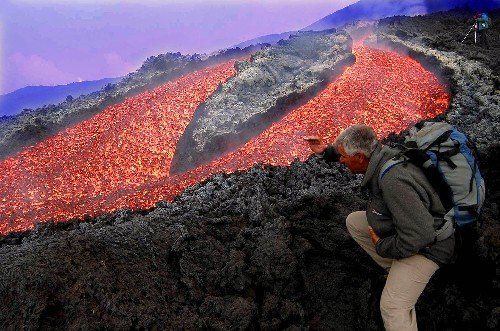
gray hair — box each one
[334,124,378,157]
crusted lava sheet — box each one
[171,30,356,173]
[109,42,449,215]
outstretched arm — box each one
[303,136,340,162]
[304,136,327,154]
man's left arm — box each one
[374,171,436,259]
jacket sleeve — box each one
[374,169,436,259]
[322,145,340,163]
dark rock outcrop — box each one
[171,30,355,174]
[0,149,498,329]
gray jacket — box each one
[362,143,455,265]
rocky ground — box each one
[0,45,263,160]
[171,30,354,174]
[0,9,499,330]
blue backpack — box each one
[477,13,491,30]
[380,122,485,241]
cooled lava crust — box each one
[0,9,499,330]
[170,30,355,173]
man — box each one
[475,12,491,48]
[305,124,454,331]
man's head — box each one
[334,124,378,174]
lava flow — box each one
[0,44,449,235]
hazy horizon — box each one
[0,0,357,95]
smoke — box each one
[103,52,137,76]
[304,0,500,32]
[423,0,500,12]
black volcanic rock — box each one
[171,30,355,174]
[0,158,372,329]
[0,151,498,329]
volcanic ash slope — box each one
[171,30,355,173]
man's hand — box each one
[368,226,380,245]
[303,135,327,154]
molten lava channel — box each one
[0,45,449,235]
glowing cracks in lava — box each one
[0,45,449,235]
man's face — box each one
[337,144,370,174]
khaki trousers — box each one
[346,211,439,331]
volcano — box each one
[0,8,498,330]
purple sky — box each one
[0,0,357,94]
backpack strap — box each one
[379,155,455,243]
[379,157,406,182]
[433,218,455,243]
[423,129,453,152]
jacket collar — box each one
[361,143,399,187]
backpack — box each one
[379,122,486,241]
[477,13,490,30]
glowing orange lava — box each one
[0,45,449,235]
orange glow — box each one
[0,45,449,235]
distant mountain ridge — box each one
[233,0,500,48]
[0,78,121,117]
[7,0,499,119]
[233,31,296,49]
[303,0,500,31]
